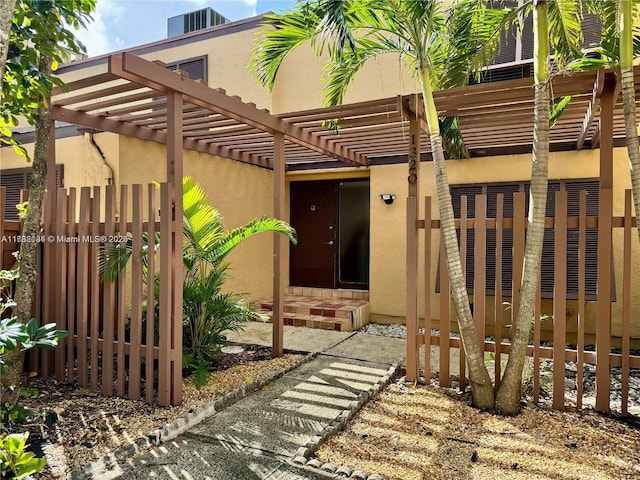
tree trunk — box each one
[420,68,495,410]
[496,0,550,415]
[619,0,640,245]
[0,0,15,95]
[4,55,53,387]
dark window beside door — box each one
[438,179,602,300]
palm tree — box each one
[576,1,640,244]
[252,0,510,409]
[253,0,589,414]
[618,0,640,244]
[102,177,297,373]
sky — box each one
[74,0,297,58]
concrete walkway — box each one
[226,321,460,372]
[100,324,402,480]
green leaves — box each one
[2,0,96,128]
[251,0,513,156]
[0,269,67,372]
[20,318,68,350]
[0,432,46,479]
[547,0,584,69]
[0,319,30,354]
[550,95,572,128]
[0,317,67,372]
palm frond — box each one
[99,238,133,283]
[322,35,410,106]
[547,0,584,68]
[439,116,469,159]
[567,55,613,72]
[213,217,297,266]
[550,95,572,128]
[250,8,323,91]
[182,176,224,253]
[312,0,359,53]
[440,0,517,89]
[570,1,640,70]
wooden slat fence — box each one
[408,189,640,415]
[0,184,182,406]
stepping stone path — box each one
[105,355,392,479]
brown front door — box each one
[290,180,338,288]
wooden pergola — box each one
[48,54,638,409]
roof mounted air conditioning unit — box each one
[167,7,228,37]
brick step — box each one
[285,286,369,301]
[252,293,370,332]
[253,310,353,331]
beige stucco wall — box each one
[271,44,415,113]
[0,132,118,208]
[117,136,275,300]
[370,147,640,341]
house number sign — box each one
[408,132,418,184]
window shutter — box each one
[176,58,206,81]
[439,179,601,300]
[521,14,534,60]
[565,181,599,299]
[1,165,63,221]
[486,184,521,293]
[451,185,482,292]
[537,182,561,295]
[1,171,27,220]
[582,13,602,48]
[154,57,207,109]
[167,56,206,81]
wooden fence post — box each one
[552,191,567,409]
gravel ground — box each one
[360,323,640,414]
[316,378,640,480]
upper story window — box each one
[166,56,207,83]
[153,56,208,110]
[471,4,601,85]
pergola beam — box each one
[400,95,429,135]
[51,105,272,168]
[577,71,604,150]
[114,52,368,167]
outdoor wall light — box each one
[379,194,396,205]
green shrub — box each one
[102,177,296,387]
[0,432,46,479]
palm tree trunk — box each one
[496,0,550,415]
[420,68,495,410]
[619,0,640,244]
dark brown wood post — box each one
[406,94,421,381]
[167,90,183,405]
[273,131,286,357]
[595,74,616,412]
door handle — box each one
[325,241,334,246]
